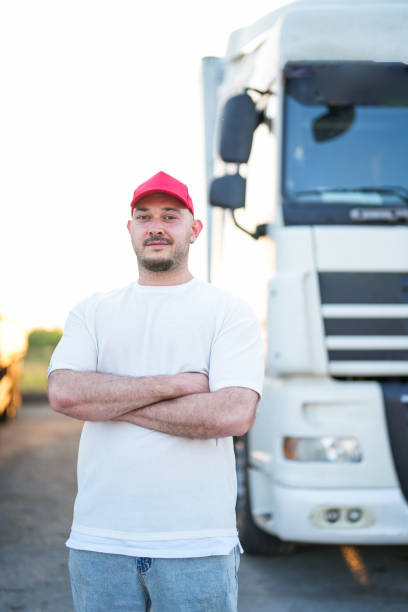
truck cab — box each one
[203,0,408,551]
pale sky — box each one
[1,0,288,331]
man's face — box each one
[127,193,202,273]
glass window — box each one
[283,63,408,208]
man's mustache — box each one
[143,236,173,246]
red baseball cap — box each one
[130,171,194,216]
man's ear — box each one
[127,220,132,232]
[190,219,203,243]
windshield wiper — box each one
[350,186,408,203]
[295,186,408,203]
[293,186,408,222]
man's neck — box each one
[137,268,193,286]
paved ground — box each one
[1,404,408,611]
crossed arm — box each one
[47,369,259,439]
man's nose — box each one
[148,218,164,233]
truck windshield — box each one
[282,62,408,225]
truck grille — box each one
[319,272,408,376]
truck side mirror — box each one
[210,174,246,209]
[219,93,261,163]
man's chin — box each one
[140,257,174,272]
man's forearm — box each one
[48,369,209,421]
[114,387,259,439]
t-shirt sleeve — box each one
[209,298,265,396]
[48,303,98,376]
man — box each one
[48,171,264,612]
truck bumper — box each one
[260,483,408,544]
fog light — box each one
[283,436,362,462]
[347,508,362,523]
[311,505,375,529]
[326,508,340,523]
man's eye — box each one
[164,215,177,220]
[135,215,149,221]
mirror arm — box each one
[244,87,275,132]
[231,210,267,240]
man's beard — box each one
[136,235,189,273]
[139,257,175,272]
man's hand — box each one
[48,369,209,422]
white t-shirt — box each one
[48,278,264,557]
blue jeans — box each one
[68,548,240,611]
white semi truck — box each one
[202,0,408,553]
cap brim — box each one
[130,189,193,215]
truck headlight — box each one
[283,436,362,463]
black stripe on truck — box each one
[319,272,408,304]
[324,318,408,336]
[382,384,408,504]
[329,350,408,361]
